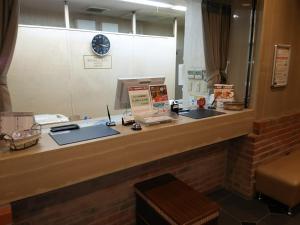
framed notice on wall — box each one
[272,44,291,87]
[83,55,112,69]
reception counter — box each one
[0,109,254,205]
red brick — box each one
[0,205,12,225]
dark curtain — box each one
[202,0,231,87]
[0,0,19,112]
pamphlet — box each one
[214,84,234,108]
[149,85,170,113]
[128,86,152,115]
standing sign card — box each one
[128,86,152,115]
[149,85,170,113]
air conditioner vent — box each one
[86,7,109,14]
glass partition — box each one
[68,2,132,33]
[12,0,187,119]
[135,7,184,37]
[227,0,255,103]
[20,0,65,27]
[183,0,256,106]
[136,12,174,37]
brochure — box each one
[128,86,152,115]
[214,84,234,102]
[149,84,170,113]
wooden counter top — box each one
[0,109,254,205]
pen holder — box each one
[106,121,116,127]
[171,101,179,114]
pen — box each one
[106,105,116,126]
[107,105,111,123]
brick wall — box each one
[0,205,12,225]
[226,112,300,198]
[11,113,300,225]
[225,136,253,198]
[12,143,228,225]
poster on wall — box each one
[272,44,291,87]
[83,55,112,69]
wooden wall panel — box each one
[254,0,300,120]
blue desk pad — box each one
[49,124,120,146]
[179,109,225,119]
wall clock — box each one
[91,34,111,56]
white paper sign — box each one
[272,45,291,87]
[83,55,112,69]
[128,86,152,115]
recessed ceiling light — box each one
[118,0,187,11]
[171,5,187,12]
[242,3,251,7]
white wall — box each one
[7,26,176,118]
[182,0,207,103]
[183,0,206,70]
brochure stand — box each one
[128,85,177,125]
[134,111,178,126]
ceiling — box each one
[21,0,186,25]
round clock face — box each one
[91,34,110,56]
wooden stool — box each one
[134,174,220,225]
